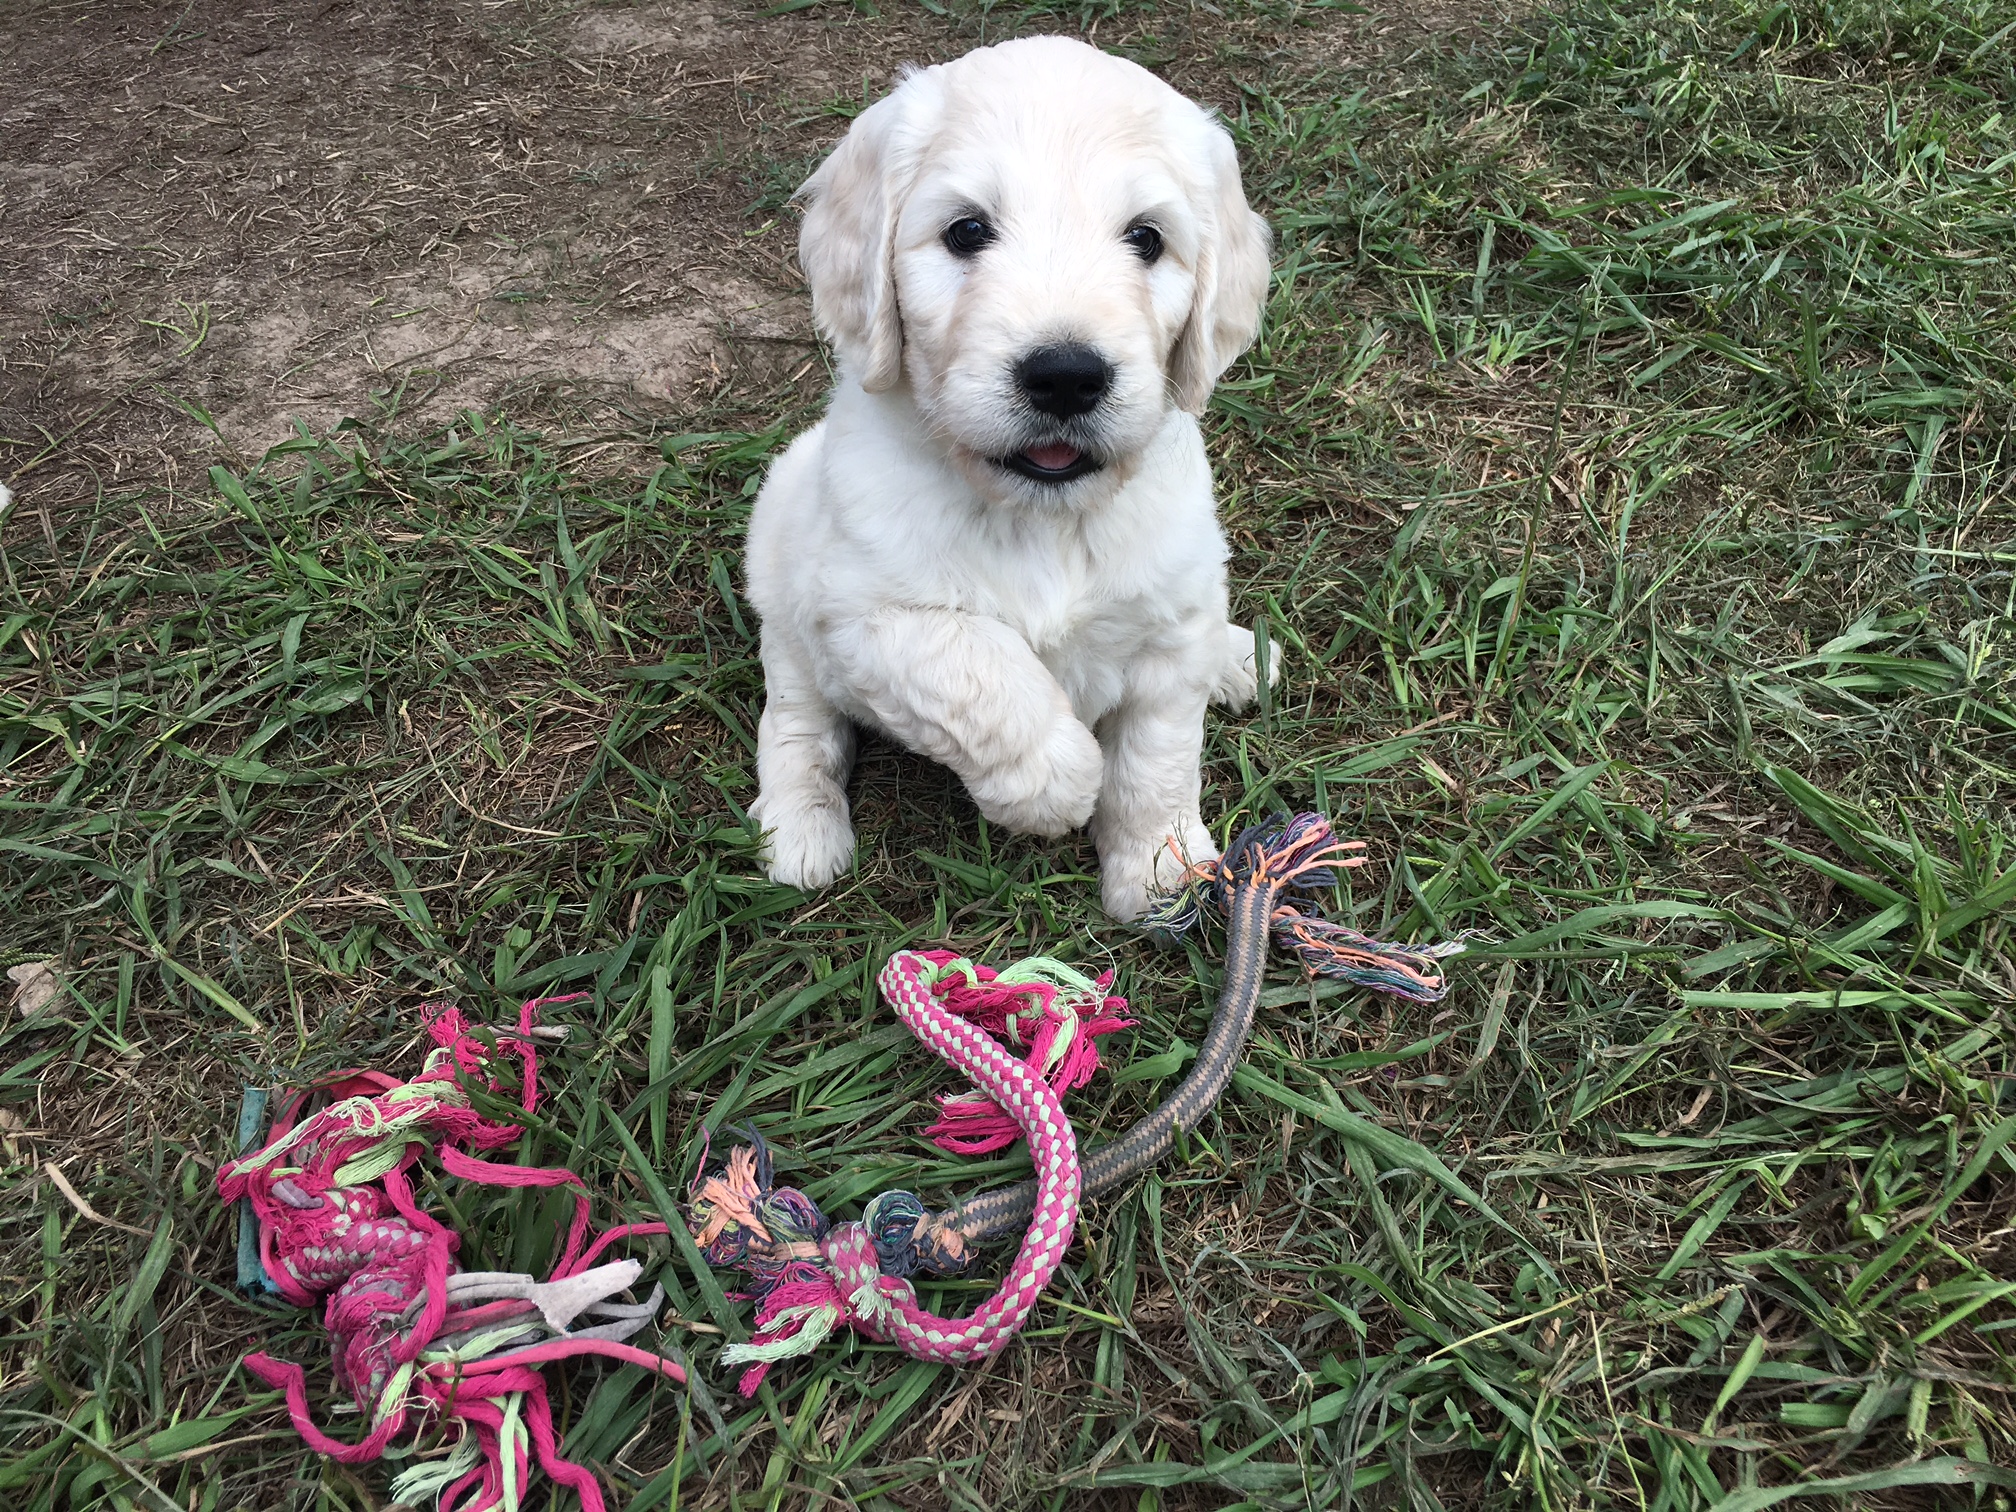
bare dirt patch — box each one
[0,0,1505,505]
[0,0,961,495]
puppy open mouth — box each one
[998,442,1102,483]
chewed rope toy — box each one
[223,812,1466,1507]
[690,950,1089,1392]
[684,812,1468,1392]
[218,998,682,1512]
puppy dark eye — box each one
[1124,224,1164,263]
[944,217,995,257]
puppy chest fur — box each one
[748,397,1229,728]
[743,36,1273,921]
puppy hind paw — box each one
[1100,873,1153,925]
[750,791,856,889]
[1159,820,1218,888]
[1211,622,1284,713]
[1098,820,1217,924]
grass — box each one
[3,0,2015,1506]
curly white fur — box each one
[744,36,1275,921]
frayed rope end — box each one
[1143,812,1470,1004]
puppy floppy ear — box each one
[797,86,920,393]
[1169,122,1273,415]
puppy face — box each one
[798,37,1272,508]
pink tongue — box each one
[1024,443,1081,471]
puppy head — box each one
[797,37,1271,506]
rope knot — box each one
[820,1223,888,1298]
[912,949,1132,1155]
[713,1223,905,1396]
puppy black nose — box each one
[1015,344,1112,418]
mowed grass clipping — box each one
[3,0,2015,1508]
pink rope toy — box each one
[682,814,1471,1395]
[218,996,684,1512]
[685,950,1098,1393]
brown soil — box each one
[0,0,942,496]
[0,0,1526,508]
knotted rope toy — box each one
[684,812,1467,1392]
[218,997,683,1512]
[688,950,1087,1392]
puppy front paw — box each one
[750,788,856,889]
[1212,622,1284,713]
[970,717,1103,837]
[1098,818,1218,924]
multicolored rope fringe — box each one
[912,950,1132,1154]
[1142,812,1471,1003]
[218,998,683,1512]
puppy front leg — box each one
[845,609,1104,837]
[750,638,859,888]
[1092,689,1216,923]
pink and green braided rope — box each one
[686,812,1471,1395]
[691,950,1082,1390]
[218,999,683,1512]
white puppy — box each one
[744,35,1273,921]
